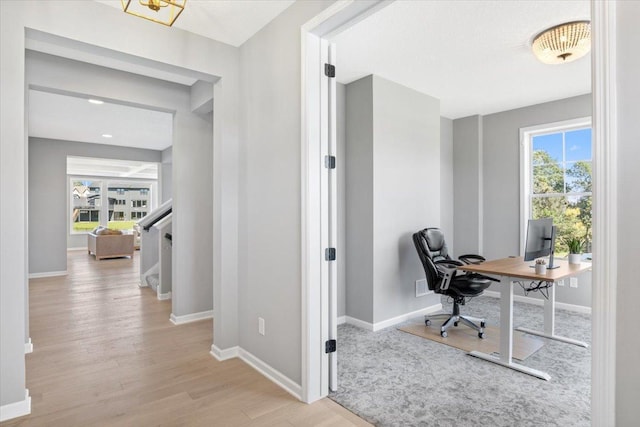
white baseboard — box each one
[67,247,88,251]
[238,348,302,400]
[343,303,443,332]
[157,291,172,300]
[482,290,592,314]
[337,315,347,325]
[169,310,213,325]
[28,270,67,279]
[25,338,33,354]
[210,344,239,361]
[0,389,31,422]
[209,345,302,400]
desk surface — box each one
[459,256,591,281]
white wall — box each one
[344,75,441,324]
[615,1,640,423]
[161,146,173,203]
[1,0,240,411]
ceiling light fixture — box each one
[88,99,104,105]
[102,134,113,138]
[531,21,591,64]
[121,0,186,27]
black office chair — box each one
[412,228,493,338]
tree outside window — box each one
[530,127,592,255]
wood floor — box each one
[4,251,370,427]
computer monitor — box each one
[524,218,558,269]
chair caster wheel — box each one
[440,331,448,338]
[478,332,484,339]
[454,322,459,327]
[480,321,486,328]
[425,319,431,326]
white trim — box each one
[28,270,67,279]
[25,338,33,354]
[590,1,617,424]
[300,0,392,404]
[67,247,88,251]
[344,304,443,332]
[482,290,591,315]
[0,389,31,422]
[210,344,239,361]
[238,348,303,401]
[157,291,171,301]
[337,315,346,325]
[169,310,213,325]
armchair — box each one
[412,228,495,338]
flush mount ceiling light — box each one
[121,0,186,27]
[531,20,591,64]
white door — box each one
[319,38,339,393]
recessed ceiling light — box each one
[102,134,113,138]
[88,99,104,105]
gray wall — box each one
[345,75,441,324]
[345,76,375,323]
[453,95,593,307]
[237,0,333,385]
[161,146,173,203]
[616,1,640,423]
[453,115,482,256]
[440,117,454,253]
[29,138,161,273]
[337,82,347,318]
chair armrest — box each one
[435,259,464,267]
[458,254,486,264]
[438,266,457,291]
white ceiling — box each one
[95,0,296,47]
[29,90,173,150]
[68,156,159,180]
[332,0,591,119]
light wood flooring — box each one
[4,251,370,427]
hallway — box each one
[7,251,368,426]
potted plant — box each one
[566,237,584,265]
[535,258,547,275]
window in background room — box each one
[520,118,592,256]
[67,157,158,234]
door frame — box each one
[300,1,618,425]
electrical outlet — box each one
[558,279,565,287]
[258,317,265,336]
[415,279,427,297]
[570,277,578,288]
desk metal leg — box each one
[469,276,551,381]
[515,280,589,348]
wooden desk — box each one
[459,256,591,380]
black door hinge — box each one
[325,247,336,261]
[324,63,336,78]
[325,339,337,353]
[324,155,336,169]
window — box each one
[521,118,592,255]
[131,200,147,208]
[131,211,146,220]
[71,179,102,232]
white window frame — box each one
[519,117,592,255]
